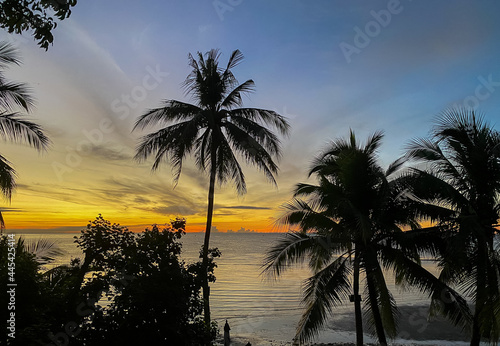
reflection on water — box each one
[14,232,467,345]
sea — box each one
[11,232,475,345]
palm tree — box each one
[0,41,50,231]
[264,131,470,345]
[405,108,500,345]
[133,49,290,328]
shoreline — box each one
[216,338,470,346]
[214,304,470,346]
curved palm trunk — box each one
[353,249,364,346]
[202,149,217,331]
[366,274,388,346]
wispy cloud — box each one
[145,205,200,216]
[220,205,272,210]
[0,207,25,213]
[87,144,131,162]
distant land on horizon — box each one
[4,225,284,234]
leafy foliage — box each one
[0,235,65,345]
[0,0,77,49]
[74,215,217,345]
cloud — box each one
[219,205,271,210]
[9,226,84,234]
[16,183,101,206]
[133,196,150,204]
[0,208,24,213]
[149,205,199,216]
[213,212,236,216]
[86,144,132,162]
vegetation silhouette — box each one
[133,48,290,330]
[405,108,500,345]
[74,216,216,345]
[264,130,470,345]
[0,41,50,231]
[0,0,77,49]
[0,235,63,345]
[2,216,215,345]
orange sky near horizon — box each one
[2,152,292,233]
[3,194,288,233]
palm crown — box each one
[134,49,289,192]
[265,131,469,344]
[134,49,290,328]
[405,109,500,345]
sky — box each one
[1,0,500,233]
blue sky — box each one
[2,0,500,231]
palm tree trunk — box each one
[353,249,363,346]
[470,243,486,346]
[202,149,217,331]
[366,274,388,346]
[470,308,481,346]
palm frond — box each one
[229,108,290,136]
[24,237,65,265]
[214,134,246,194]
[132,100,202,130]
[221,79,255,109]
[0,42,22,67]
[381,245,472,330]
[134,119,201,184]
[0,154,16,200]
[385,157,406,177]
[404,168,468,214]
[295,256,352,343]
[225,49,245,71]
[0,210,5,231]
[263,231,322,278]
[0,82,34,112]
[391,226,448,259]
[0,113,50,150]
[363,130,384,156]
[0,42,33,112]
[220,49,243,91]
[277,198,346,237]
[224,114,281,156]
[363,251,399,339]
[193,128,212,170]
[222,121,279,186]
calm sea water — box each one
[13,232,471,345]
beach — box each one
[212,303,470,345]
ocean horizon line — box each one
[3,227,286,235]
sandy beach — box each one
[214,304,470,346]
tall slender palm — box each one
[0,41,50,231]
[133,49,290,328]
[405,108,500,345]
[264,131,470,345]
